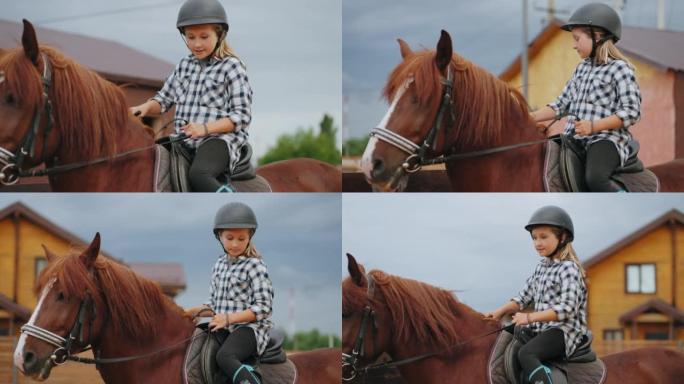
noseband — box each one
[370,65,455,174]
[21,295,94,369]
[0,53,54,186]
[342,274,378,382]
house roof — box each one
[0,201,186,293]
[0,19,173,88]
[583,209,684,270]
[500,19,684,81]
[0,293,31,321]
[619,298,684,325]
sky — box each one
[343,0,684,142]
[343,193,684,314]
[0,194,342,337]
[1,0,342,160]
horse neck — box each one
[94,301,194,383]
[389,301,500,383]
[49,118,156,192]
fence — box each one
[594,339,684,356]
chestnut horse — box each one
[13,233,340,383]
[0,20,341,192]
[343,254,684,383]
[359,30,684,192]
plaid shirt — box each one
[206,254,274,355]
[548,58,641,167]
[512,258,588,357]
[152,54,253,173]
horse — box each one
[342,253,684,383]
[0,20,341,192]
[359,30,684,192]
[13,233,341,384]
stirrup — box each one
[528,364,552,384]
[232,364,260,384]
[216,184,236,193]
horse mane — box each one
[0,45,150,158]
[383,50,530,148]
[35,249,184,342]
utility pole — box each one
[522,0,529,101]
[657,0,666,30]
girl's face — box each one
[571,28,594,59]
[183,24,219,60]
[530,226,561,258]
[219,228,251,257]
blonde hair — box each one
[582,27,633,67]
[217,228,261,259]
[550,227,586,279]
[213,25,238,60]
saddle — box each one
[544,135,658,192]
[183,319,295,384]
[488,325,606,384]
[154,139,272,192]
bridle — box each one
[342,274,377,382]
[341,273,514,382]
[370,65,455,175]
[0,53,54,186]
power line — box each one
[35,0,181,25]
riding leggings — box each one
[215,326,258,383]
[517,327,566,382]
[585,140,622,192]
[188,139,231,192]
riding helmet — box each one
[525,205,574,241]
[561,2,622,42]
[213,202,257,239]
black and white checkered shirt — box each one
[512,258,588,358]
[206,254,274,355]
[548,58,641,167]
[152,54,253,173]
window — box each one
[603,329,624,340]
[645,332,668,340]
[625,264,656,294]
[35,258,48,279]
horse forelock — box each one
[36,250,181,342]
[383,49,530,149]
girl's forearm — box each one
[207,118,236,134]
[530,106,557,123]
[592,115,623,132]
[499,300,521,315]
[228,309,256,324]
[529,309,558,323]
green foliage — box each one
[258,114,341,166]
[343,136,370,156]
[282,328,341,351]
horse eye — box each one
[4,93,14,105]
[56,292,65,301]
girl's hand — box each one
[182,122,210,139]
[130,104,149,118]
[512,312,532,326]
[483,310,503,321]
[209,313,230,332]
[574,120,593,136]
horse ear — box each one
[346,253,367,287]
[41,244,59,263]
[21,19,40,65]
[80,233,101,268]
[397,38,413,59]
[435,29,453,71]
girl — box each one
[130,0,253,192]
[529,3,641,192]
[186,202,273,384]
[485,206,588,384]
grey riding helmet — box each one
[524,205,574,242]
[213,202,258,240]
[561,2,622,42]
[176,0,229,34]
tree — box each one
[281,328,342,351]
[343,136,370,156]
[258,114,342,166]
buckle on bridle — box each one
[50,347,68,365]
[342,353,359,381]
[401,154,422,173]
[0,163,19,185]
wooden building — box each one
[500,20,684,167]
[583,209,684,343]
[0,201,186,383]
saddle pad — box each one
[553,359,606,384]
[543,140,659,192]
[183,328,208,384]
[260,359,297,384]
[488,331,511,384]
[154,145,272,192]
